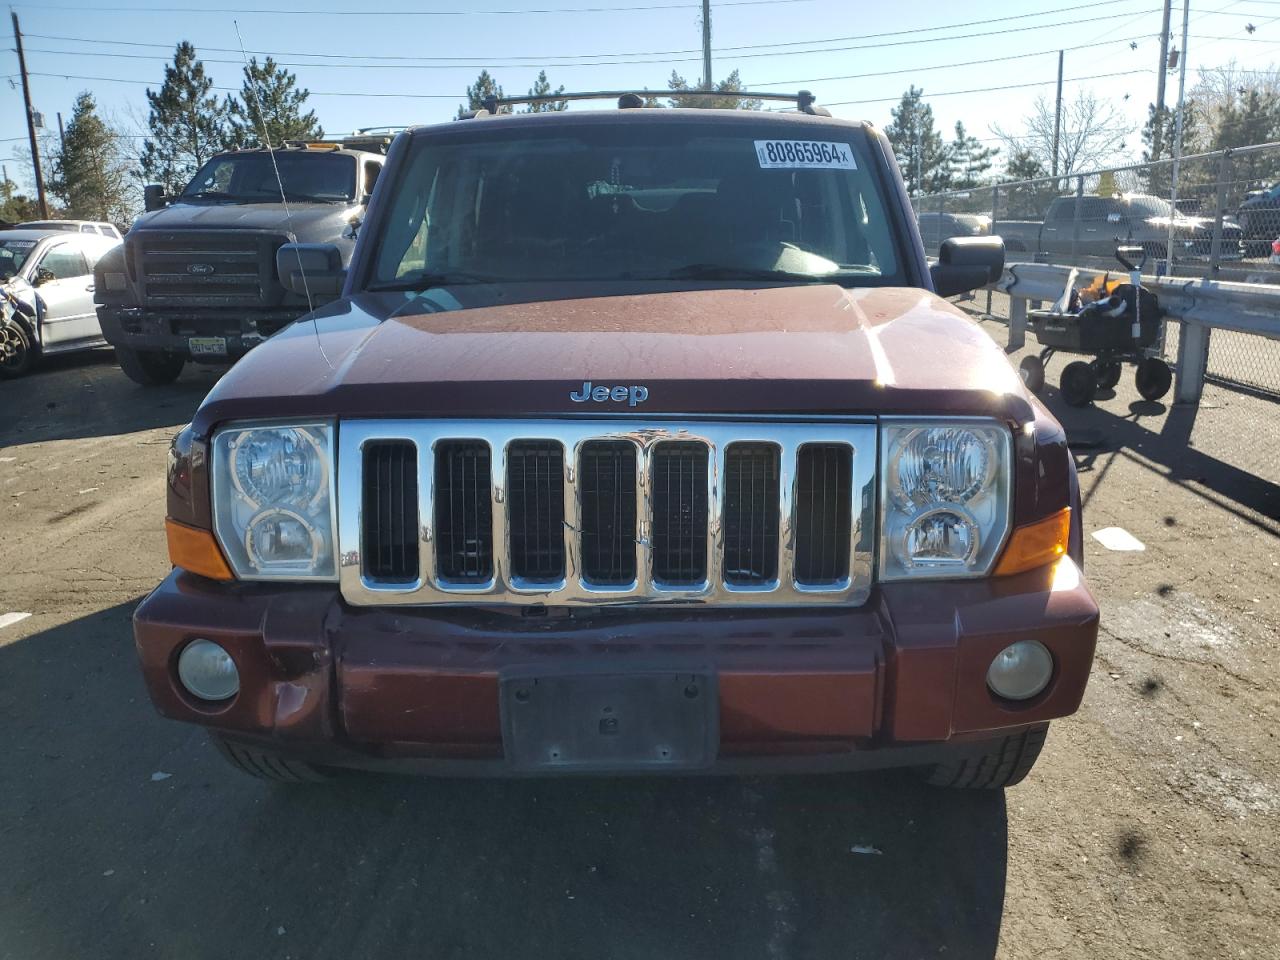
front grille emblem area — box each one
[187,262,215,275]
[569,381,649,406]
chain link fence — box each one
[916,142,1280,400]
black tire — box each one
[1019,355,1045,393]
[1060,360,1097,407]
[1135,357,1173,401]
[1092,358,1122,390]
[211,734,330,783]
[922,726,1049,790]
[115,346,186,386]
[0,319,35,379]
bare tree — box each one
[992,90,1131,176]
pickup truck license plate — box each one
[188,336,227,357]
[501,671,717,772]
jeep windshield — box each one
[180,151,356,204]
[369,120,903,289]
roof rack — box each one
[476,89,829,117]
[277,130,403,154]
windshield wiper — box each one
[369,271,508,292]
[665,263,838,282]
[181,190,243,203]
[279,191,344,204]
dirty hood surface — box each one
[130,200,352,236]
[193,283,1032,434]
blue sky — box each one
[3,0,1276,192]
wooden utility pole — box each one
[1154,0,1174,160]
[11,13,49,218]
[1051,50,1064,177]
[701,0,712,89]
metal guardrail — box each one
[990,261,1280,404]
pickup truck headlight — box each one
[880,421,1011,580]
[211,422,337,580]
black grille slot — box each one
[434,441,493,582]
[651,442,709,585]
[723,443,780,585]
[134,232,274,306]
[579,441,637,585]
[507,441,565,583]
[794,443,852,585]
[361,441,419,583]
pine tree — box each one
[884,87,950,195]
[225,56,322,148]
[667,70,762,110]
[50,91,135,224]
[947,122,998,189]
[1211,89,1280,187]
[1001,148,1057,219]
[523,70,567,113]
[457,70,507,119]
[140,42,229,193]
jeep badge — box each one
[569,381,649,406]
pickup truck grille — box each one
[339,420,875,607]
[133,231,284,307]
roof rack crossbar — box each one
[479,89,822,115]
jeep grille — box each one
[339,420,875,607]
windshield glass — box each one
[1127,196,1175,219]
[0,239,38,280]
[371,122,902,288]
[181,151,356,202]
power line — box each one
[825,69,1154,107]
[14,0,814,15]
[20,0,1163,65]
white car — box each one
[0,229,122,378]
[17,219,123,240]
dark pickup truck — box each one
[94,135,390,385]
[998,193,1243,261]
[133,92,1098,788]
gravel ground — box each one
[1,347,1277,960]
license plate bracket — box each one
[188,336,227,357]
[501,670,718,772]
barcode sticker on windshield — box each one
[755,140,857,170]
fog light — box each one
[177,639,239,701]
[986,640,1053,701]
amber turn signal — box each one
[166,519,234,581]
[994,507,1071,577]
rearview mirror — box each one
[143,184,168,213]
[929,236,1005,298]
[276,243,345,301]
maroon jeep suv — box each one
[134,94,1098,787]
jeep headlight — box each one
[211,422,336,580]
[880,421,1011,580]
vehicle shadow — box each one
[1,603,1008,960]
[0,351,222,449]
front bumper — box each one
[97,305,306,360]
[133,560,1099,775]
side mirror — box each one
[143,184,168,212]
[33,267,56,287]
[276,243,345,300]
[929,236,1005,298]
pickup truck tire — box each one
[0,318,36,379]
[211,734,331,783]
[116,346,185,386]
[921,725,1049,789]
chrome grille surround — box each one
[337,419,877,607]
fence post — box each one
[988,184,999,317]
[1209,150,1230,277]
[1174,320,1211,405]
[1070,175,1083,260]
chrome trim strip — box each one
[337,419,877,608]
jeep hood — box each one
[131,201,354,236]
[193,283,1033,435]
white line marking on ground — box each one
[1092,527,1146,551]
[0,612,32,630]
